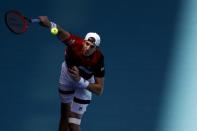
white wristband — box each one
[50,21,57,28]
[78,77,89,89]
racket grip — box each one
[30,18,40,23]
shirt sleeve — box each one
[94,55,105,77]
[60,33,83,46]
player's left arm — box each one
[87,77,104,95]
[68,54,105,96]
[68,66,105,96]
[87,54,105,95]
[68,67,105,95]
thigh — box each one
[59,61,77,86]
[70,89,92,115]
[60,102,71,118]
[58,61,76,103]
[58,84,75,104]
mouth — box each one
[82,48,88,55]
[82,41,96,56]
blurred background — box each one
[0,0,196,131]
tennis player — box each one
[39,16,105,131]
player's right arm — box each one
[38,16,71,44]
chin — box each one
[84,53,91,56]
[83,49,95,56]
[83,51,92,56]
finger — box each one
[68,68,75,73]
[68,70,77,77]
[68,68,78,75]
[72,66,79,72]
[69,73,76,78]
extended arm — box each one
[39,16,70,43]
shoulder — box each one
[91,48,104,67]
[95,48,104,60]
[92,49,105,77]
[63,33,84,46]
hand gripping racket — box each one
[4,10,40,34]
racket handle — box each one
[30,18,40,23]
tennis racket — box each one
[4,10,40,34]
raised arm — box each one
[38,16,70,43]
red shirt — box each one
[62,34,105,80]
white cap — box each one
[85,32,101,46]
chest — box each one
[65,45,100,68]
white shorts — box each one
[58,62,95,114]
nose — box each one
[86,45,91,50]
[85,42,92,48]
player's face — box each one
[83,40,96,56]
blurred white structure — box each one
[158,0,197,131]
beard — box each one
[83,48,96,56]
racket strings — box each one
[5,11,28,34]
